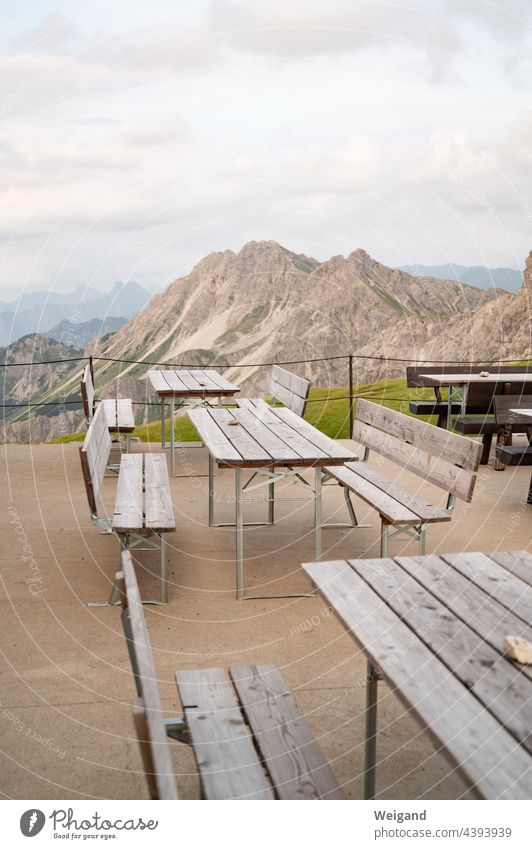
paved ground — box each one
[1,438,530,800]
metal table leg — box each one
[314,466,322,559]
[235,468,244,599]
[364,662,380,800]
[170,396,175,477]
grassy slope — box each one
[48,377,439,443]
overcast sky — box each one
[1,0,532,297]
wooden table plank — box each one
[144,454,175,531]
[396,555,532,684]
[175,668,274,800]
[230,665,342,799]
[440,552,532,626]
[188,408,243,464]
[113,454,143,533]
[231,408,300,463]
[349,557,532,755]
[201,368,240,393]
[160,370,189,393]
[239,404,332,463]
[488,551,532,588]
[147,369,170,394]
[421,373,532,386]
[273,406,358,462]
[303,559,532,800]
[175,369,208,392]
[210,408,274,465]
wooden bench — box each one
[117,550,342,799]
[236,364,310,417]
[452,387,532,466]
[494,396,532,468]
[324,399,481,556]
[79,402,175,604]
[81,363,135,450]
[407,365,531,432]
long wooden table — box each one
[420,372,532,429]
[303,550,532,800]
[188,400,357,599]
[147,369,240,475]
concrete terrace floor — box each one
[0,438,531,801]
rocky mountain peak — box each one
[523,250,532,290]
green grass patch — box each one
[48,377,441,443]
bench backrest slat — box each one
[353,399,480,501]
[81,364,96,421]
[117,552,179,800]
[79,402,111,514]
[494,395,532,426]
[270,365,310,417]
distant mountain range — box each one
[0,281,152,347]
[43,316,127,347]
[3,241,530,443]
[401,263,522,292]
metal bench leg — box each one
[419,525,427,556]
[380,522,389,557]
[364,662,380,800]
[268,467,275,524]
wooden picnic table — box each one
[303,550,532,800]
[420,372,532,429]
[147,369,240,475]
[188,401,357,599]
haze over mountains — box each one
[2,241,531,443]
[401,264,522,293]
[0,281,151,347]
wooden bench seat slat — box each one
[348,462,451,522]
[304,560,532,800]
[144,454,175,532]
[112,454,144,533]
[230,665,342,799]
[175,668,275,800]
[326,463,420,524]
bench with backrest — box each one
[493,396,532,467]
[81,363,135,450]
[324,399,481,556]
[117,550,342,800]
[236,364,310,417]
[79,402,175,604]
[452,385,532,466]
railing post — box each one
[89,355,94,383]
[348,354,354,436]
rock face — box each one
[2,241,531,442]
[91,240,505,391]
